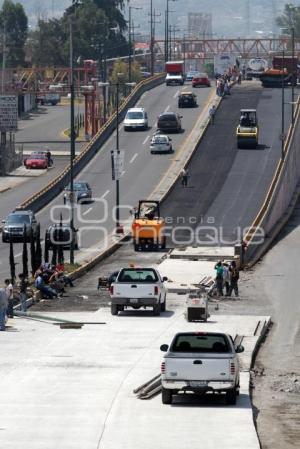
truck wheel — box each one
[153,301,161,316]
[161,297,166,312]
[162,387,173,404]
[225,389,237,405]
[111,304,119,316]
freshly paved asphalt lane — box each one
[161,81,296,246]
[0,83,214,277]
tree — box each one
[277,4,300,38]
[22,225,28,278]
[9,237,15,283]
[0,0,28,67]
[30,0,129,66]
[30,18,67,66]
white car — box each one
[124,107,148,131]
[150,134,173,154]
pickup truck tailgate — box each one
[165,356,232,380]
[113,284,156,298]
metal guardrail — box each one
[17,74,165,213]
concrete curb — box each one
[0,187,11,194]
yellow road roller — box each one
[132,200,166,251]
[236,109,259,149]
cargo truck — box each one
[165,61,184,86]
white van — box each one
[124,107,148,131]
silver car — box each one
[150,134,173,154]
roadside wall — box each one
[244,99,300,263]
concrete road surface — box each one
[0,304,268,449]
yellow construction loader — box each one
[131,200,166,251]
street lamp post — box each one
[99,77,136,232]
[69,0,83,264]
[291,26,295,125]
[281,49,285,161]
[69,17,76,264]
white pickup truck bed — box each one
[160,332,244,405]
[110,267,167,316]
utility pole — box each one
[165,0,177,62]
[1,18,6,94]
[149,4,161,76]
[128,5,141,82]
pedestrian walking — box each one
[46,150,53,167]
[18,274,28,312]
[229,261,239,297]
[180,168,189,187]
[209,105,216,124]
[5,279,14,318]
[224,81,231,95]
[222,263,231,296]
[214,261,224,296]
[0,287,8,331]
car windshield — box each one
[153,136,168,143]
[30,155,46,160]
[7,214,31,224]
[66,183,87,191]
[197,73,207,78]
[126,112,144,120]
[118,268,159,283]
[159,114,176,122]
[171,333,230,353]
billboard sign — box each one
[0,95,18,132]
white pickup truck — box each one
[160,331,244,405]
[110,267,168,316]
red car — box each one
[24,154,48,169]
[192,73,211,87]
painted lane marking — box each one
[82,207,93,216]
[164,105,170,113]
[173,90,180,99]
[130,153,138,163]
[142,136,150,145]
[101,190,110,199]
